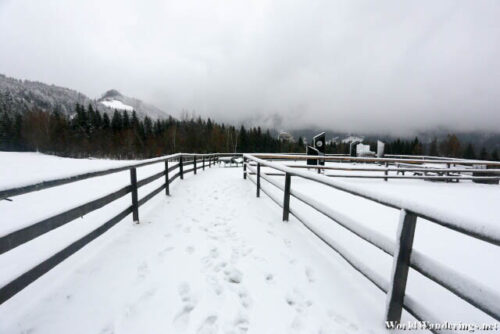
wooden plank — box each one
[137,170,165,188]
[169,172,180,183]
[0,185,131,255]
[180,156,184,180]
[138,183,167,207]
[252,153,500,167]
[288,165,500,174]
[0,206,132,305]
[130,168,139,222]
[283,173,291,221]
[386,210,417,322]
[256,163,261,197]
[243,157,247,179]
[184,167,195,174]
[165,161,170,196]
[168,163,179,173]
[324,174,499,181]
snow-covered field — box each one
[0,152,499,333]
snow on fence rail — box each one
[243,153,500,331]
[0,153,236,305]
[255,153,500,166]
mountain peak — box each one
[101,89,123,99]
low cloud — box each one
[1,0,499,135]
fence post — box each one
[256,163,261,197]
[130,168,139,223]
[385,162,389,181]
[165,160,170,196]
[180,156,184,180]
[203,156,205,170]
[283,172,291,221]
[194,155,197,175]
[446,163,451,183]
[243,157,247,179]
[386,209,417,322]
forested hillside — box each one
[0,104,301,158]
[1,103,498,160]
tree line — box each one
[0,104,303,159]
[0,104,498,160]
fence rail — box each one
[252,153,500,167]
[0,153,221,305]
[243,153,500,331]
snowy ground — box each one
[1,152,499,333]
[1,152,386,334]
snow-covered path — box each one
[1,168,388,334]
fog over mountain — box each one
[1,0,499,135]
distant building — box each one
[278,131,295,143]
[356,143,375,157]
[342,135,365,144]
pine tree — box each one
[102,113,111,129]
[0,112,13,150]
[429,138,439,156]
[491,149,499,161]
[479,147,489,160]
[463,143,476,159]
[122,110,130,129]
[111,110,123,132]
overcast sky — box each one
[1,0,499,135]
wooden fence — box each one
[1,151,498,329]
[243,153,500,332]
[0,153,223,305]
[248,154,500,183]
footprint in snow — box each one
[214,261,227,273]
[98,325,114,334]
[186,246,195,255]
[136,262,149,280]
[266,230,276,236]
[233,314,250,333]
[173,283,197,331]
[197,315,218,334]
[283,239,292,248]
[238,288,252,309]
[209,248,219,259]
[328,311,359,331]
[224,267,243,284]
[158,246,175,259]
[305,267,315,283]
[285,289,313,314]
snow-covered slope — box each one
[99,99,134,112]
[0,74,94,115]
[98,89,169,119]
[0,74,171,119]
